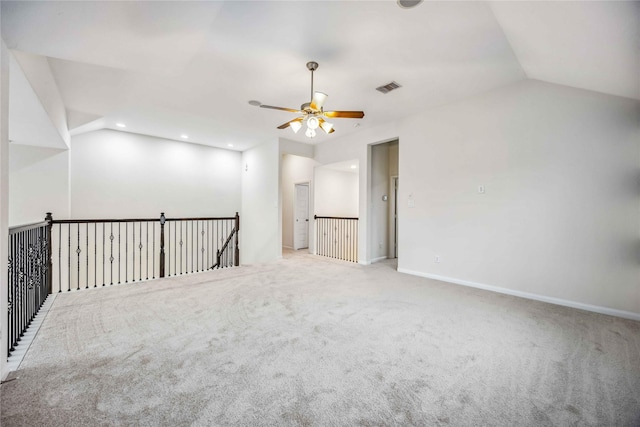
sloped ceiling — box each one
[490,1,639,100]
[1,1,638,151]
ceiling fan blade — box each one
[277,117,303,130]
[260,104,302,113]
[323,111,365,119]
[310,91,328,111]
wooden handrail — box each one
[9,220,50,235]
[51,216,236,224]
[314,215,359,220]
[212,212,239,269]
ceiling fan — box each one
[259,61,365,138]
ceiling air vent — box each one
[397,0,424,9]
[376,81,402,94]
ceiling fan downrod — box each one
[307,61,319,102]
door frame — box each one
[293,181,310,250]
[389,176,398,259]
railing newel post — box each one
[45,212,53,294]
[159,213,166,278]
[234,212,240,267]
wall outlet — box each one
[435,256,440,263]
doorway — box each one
[294,183,310,250]
[368,139,398,264]
[390,176,398,259]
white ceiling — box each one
[2,1,638,151]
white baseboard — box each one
[370,256,388,264]
[397,268,640,322]
[4,293,58,379]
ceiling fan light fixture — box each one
[307,116,320,130]
[259,61,364,138]
[305,128,316,138]
[290,121,302,133]
[311,92,328,110]
[320,120,333,134]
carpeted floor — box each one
[2,250,639,426]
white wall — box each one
[281,153,316,249]
[9,145,69,225]
[314,167,359,217]
[315,79,640,318]
[70,129,241,218]
[1,38,11,379]
[399,81,639,317]
[241,139,280,264]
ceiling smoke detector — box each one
[397,0,423,9]
[376,81,402,94]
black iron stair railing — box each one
[49,212,240,292]
[6,212,240,358]
[7,217,52,356]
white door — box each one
[294,183,310,250]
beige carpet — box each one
[2,250,639,426]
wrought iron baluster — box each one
[102,223,105,286]
[58,224,61,292]
[139,221,142,281]
[146,222,149,280]
[132,222,135,282]
[17,232,22,339]
[153,221,156,279]
[125,222,129,283]
[180,221,183,275]
[94,223,97,287]
[110,223,114,285]
[196,220,199,272]
[159,213,166,278]
[85,223,89,289]
[198,221,203,272]
[76,224,81,290]
[67,224,71,292]
[118,223,121,285]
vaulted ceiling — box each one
[2,1,638,151]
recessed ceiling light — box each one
[397,0,423,9]
[227,143,234,147]
[350,165,357,169]
[181,134,189,139]
[248,100,262,107]
[116,123,126,128]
